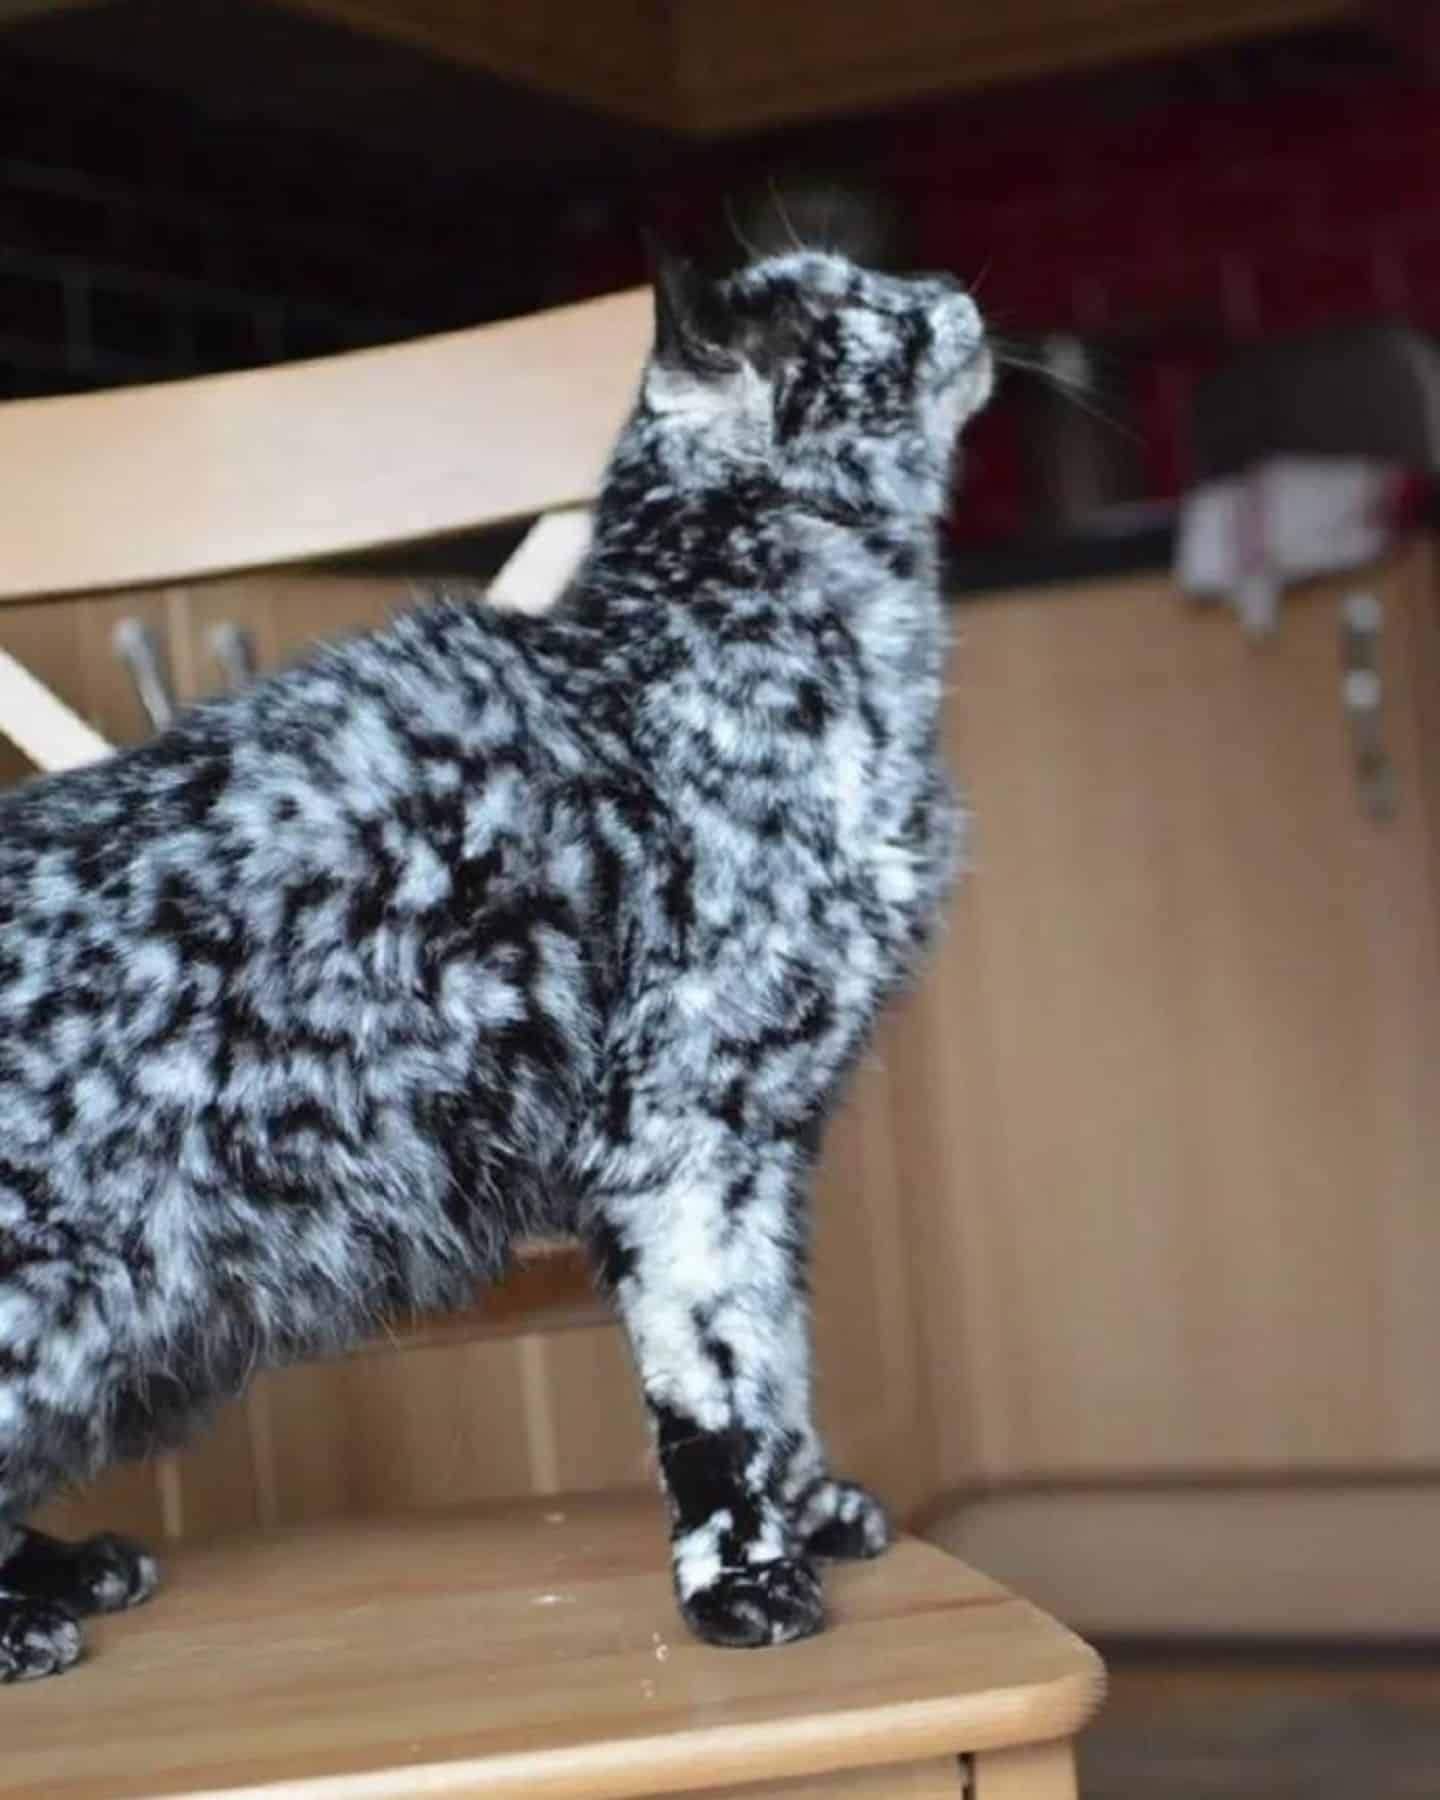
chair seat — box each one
[8,1492,1103,1799]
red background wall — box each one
[561,39,1440,544]
[898,58,1440,538]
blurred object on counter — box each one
[1176,456,1424,637]
[1174,325,1440,632]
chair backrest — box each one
[0,284,651,603]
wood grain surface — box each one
[6,1493,1102,1800]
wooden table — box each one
[7,1492,1104,1799]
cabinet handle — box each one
[1340,592,1397,824]
[207,622,258,691]
[112,617,175,731]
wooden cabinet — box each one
[270,0,1352,134]
[161,571,404,703]
[0,592,169,780]
[895,542,1440,1489]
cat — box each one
[0,246,991,1678]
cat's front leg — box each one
[590,1147,876,1648]
[789,1472,892,1563]
[759,1314,892,1567]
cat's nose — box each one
[927,272,983,329]
[946,285,985,338]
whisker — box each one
[1034,377,1142,443]
[987,338,1142,442]
[722,195,764,266]
[818,186,838,256]
[990,332,1128,381]
[767,174,805,253]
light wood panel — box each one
[1,0,1363,138]
[898,546,1440,1486]
[489,505,593,614]
[715,1762,965,1797]
[0,0,105,17]
[1404,537,1440,1048]
[0,592,171,754]
[251,1323,650,1528]
[36,1461,173,1550]
[972,1743,1077,1800]
[0,647,112,772]
[929,1479,1440,1639]
[0,285,650,603]
[33,1322,651,1548]
[811,1038,941,1521]
[2,1495,1103,1799]
[272,0,1356,134]
[160,570,404,699]
[283,0,673,126]
[727,1771,964,1800]
[670,0,1355,133]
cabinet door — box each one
[811,1041,940,1520]
[162,571,404,703]
[0,592,169,782]
[895,544,1440,1485]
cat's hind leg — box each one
[0,1512,89,1684]
[0,1578,83,1683]
[0,1528,158,1617]
[0,1261,153,1679]
[790,1475,892,1562]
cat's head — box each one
[638,247,991,520]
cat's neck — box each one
[578,455,939,628]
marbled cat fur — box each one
[0,249,991,1678]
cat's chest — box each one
[707,688,944,925]
[812,696,923,848]
[811,625,942,853]
[810,720,947,933]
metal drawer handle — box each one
[207,622,259,691]
[112,618,175,731]
[1340,592,1397,824]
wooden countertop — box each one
[8,1491,1104,1799]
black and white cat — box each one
[0,248,991,1678]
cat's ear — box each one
[643,235,736,376]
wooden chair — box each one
[0,292,1102,1797]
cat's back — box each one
[0,594,581,1056]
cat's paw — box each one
[1,1528,159,1617]
[679,1556,825,1648]
[793,1477,892,1561]
[0,1596,83,1683]
[69,1534,160,1614]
